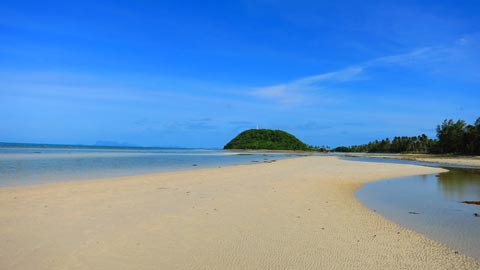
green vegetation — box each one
[224,129,311,151]
[436,118,480,154]
[333,135,436,153]
[225,118,480,154]
[334,117,480,155]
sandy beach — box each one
[0,156,479,270]
[346,153,480,168]
[414,157,480,167]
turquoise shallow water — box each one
[0,146,298,187]
[350,157,480,260]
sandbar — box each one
[346,153,480,167]
[0,156,479,269]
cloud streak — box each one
[251,67,363,105]
[250,38,473,105]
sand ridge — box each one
[0,156,479,269]
[346,153,480,168]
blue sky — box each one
[1,0,479,148]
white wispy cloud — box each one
[250,39,472,105]
[251,67,364,105]
[368,48,435,66]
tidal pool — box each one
[356,163,480,260]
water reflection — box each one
[436,169,480,201]
[418,174,429,182]
[343,156,480,201]
[356,162,480,260]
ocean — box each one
[0,145,299,187]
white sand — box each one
[349,153,480,167]
[0,156,478,269]
[415,157,480,167]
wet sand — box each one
[414,157,480,167]
[0,156,479,269]
[346,153,480,167]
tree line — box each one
[333,117,480,155]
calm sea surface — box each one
[349,157,480,260]
[0,146,299,187]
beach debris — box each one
[462,201,480,205]
[408,211,419,215]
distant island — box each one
[0,142,187,150]
[224,129,311,151]
[95,140,137,147]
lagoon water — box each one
[352,157,480,260]
[0,146,297,187]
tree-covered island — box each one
[224,129,312,151]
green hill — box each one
[224,129,310,151]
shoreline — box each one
[1,156,479,269]
[343,153,480,168]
